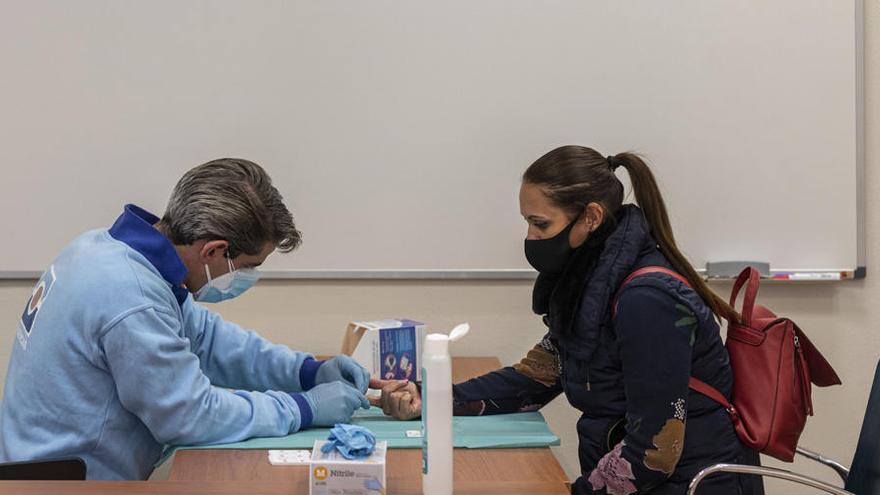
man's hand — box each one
[315,355,371,393]
[368,378,422,420]
[300,382,371,427]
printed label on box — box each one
[310,440,386,495]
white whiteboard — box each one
[0,0,863,277]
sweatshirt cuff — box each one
[299,358,324,391]
[290,393,314,430]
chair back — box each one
[845,359,880,494]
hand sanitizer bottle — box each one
[421,323,469,495]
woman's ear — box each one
[584,203,606,232]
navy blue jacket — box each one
[453,206,755,494]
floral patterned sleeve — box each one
[584,286,695,494]
[451,334,563,416]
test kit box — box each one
[310,440,387,495]
[341,319,426,381]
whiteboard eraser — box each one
[706,261,770,278]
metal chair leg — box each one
[688,463,853,495]
[796,446,850,484]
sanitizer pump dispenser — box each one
[421,323,469,495]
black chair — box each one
[688,359,880,494]
[0,457,86,480]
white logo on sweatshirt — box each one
[17,265,56,350]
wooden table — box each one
[0,357,571,494]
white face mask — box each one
[193,256,261,303]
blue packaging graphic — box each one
[346,319,426,382]
[379,326,417,381]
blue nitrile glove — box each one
[363,478,383,491]
[320,424,377,459]
[299,382,370,427]
[315,355,371,393]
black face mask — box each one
[524,216,581,275]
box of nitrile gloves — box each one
[340,319,426,381]
[310,440,387,495]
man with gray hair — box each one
[0,158,371,479]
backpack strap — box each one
[612,266,692,317]
[729,267,760,327]
[613,266,736,416]
[688,377,740,420]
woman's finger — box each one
[382,380,409,395]
[369,378,391,390]
[389,391,405,418]
[395,390,416,418]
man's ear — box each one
[199,240,229,263]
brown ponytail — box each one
[523,146,738,322]
[611,152,738,322]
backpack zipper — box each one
[793,334,813,415]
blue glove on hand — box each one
[302,382,370,427]
[315,355,371,393]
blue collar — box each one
[108,204,190,306]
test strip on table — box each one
[268,449,312,465]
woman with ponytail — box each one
[372,146,762,494]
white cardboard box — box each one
[309,440,387,495]
[341,319,426,382]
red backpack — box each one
[614,266,841,462]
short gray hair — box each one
[159,158,302,256]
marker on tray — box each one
[770,272,843,281]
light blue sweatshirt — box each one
[0,205,321,479]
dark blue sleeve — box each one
[451,334,563,415]
[582,285,695,494]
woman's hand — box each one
[368,378,422,420]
